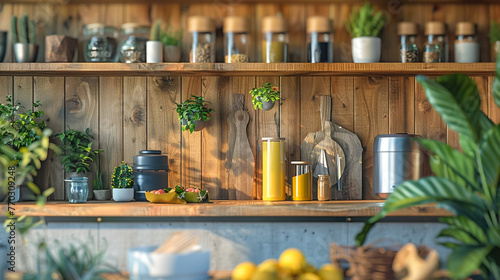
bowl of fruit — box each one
[145,185,210,204]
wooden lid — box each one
[224,16,250,33]
[188,16,215,33]
[456,22,476,35]
[397,22,417,35]
[262,16,287,33]
[425,21,446,35]
[121,23,148,30]
[307,16,332,33]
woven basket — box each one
[330,240,429,280]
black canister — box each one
[133,150,170,201]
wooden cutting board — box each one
[226,94,245,199]
[231,110,254,200]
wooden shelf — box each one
[0,63,494,77]
[1,200,451,218]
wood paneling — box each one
[123,77,147,163]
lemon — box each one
[279,248,307,275]
[318,263,344,280]
[257,259,280,273]
[250,270,280,280]
[298,272,322,280]
[304,263,317,273]
[232,261,257,280]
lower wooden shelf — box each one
[1,200,451,218]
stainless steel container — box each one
[133,150,170,201]
[373,134,428,198]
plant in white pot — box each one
[250,82,280,111]
[177,95,214,133]
[93,158,110,201]
[111,161,134,202]
[146,19,163,63]
[11,14,38,63]
[345,2,387,63]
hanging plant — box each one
[176,95,214,133]
[250,83,280,111]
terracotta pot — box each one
[164,45,181,62]
[93,189,111,201]
[113,188,134,202]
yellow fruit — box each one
[298,272,322,280]
[304,263,317,273]
[318,263,344,280]
[258,259,280,273]
[279,248,307,275]
[232,261,257,280]
[251,270,280,280]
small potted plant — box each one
[11,14,38,63]
[250,83,280,111]
[146,19,163,63]
[176,95,214,133]
[490,20,500,62]
[160,24,182,62]
[92,156,110,201]
[56,128,102,200]
[111,161,134,202]
[345,2,387,63]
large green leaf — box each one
[440,216,488,244]
[479,124,500,188]
[437,228,479,245]
[447,245,492,279]
[416,75,479,142]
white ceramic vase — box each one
[146,41,163,63]
[351,37,381,63]
[113,188,134,202]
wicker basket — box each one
[330,240,429,280]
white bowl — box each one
[127,246,210,280]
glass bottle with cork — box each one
[262,16,288,63]
[188,16,216,63]
[224,16,251,63]
[307,16,334,63]
[398,22,419,63]
[262,137,286,201]
[454,22,479,63]
[423,22,448,63]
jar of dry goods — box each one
[398,22,419,63]
[188,16,216,63]
[224,16,251,63]
[83,24,119,62]
[454,22,479,63]
[119,23,149,63]
[307,16,333,63]
[424,22,447,63]
[262,16,288,63]
[317,174,331,201]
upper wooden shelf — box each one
[0,63,494,77]
[0,200,451,218]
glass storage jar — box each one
[188,16,216,63]
[65,177,88,203]
[454,22,479,63]
[82,23,119,62]
[398,22,419,63]
[291,161,312,201]
[307,16,333,63]
[262,16,288,63]
[262,137,286,201]
[224,16,251,63]
[119,23,149,63]
[424,21,447,63]
[317,174,331,201]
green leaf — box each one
[437,228,479,245]
[440,216,488,244]
[447,245,492,279]
[479,124,500,188]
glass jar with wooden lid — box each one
[454,22,479,63]
[307,16,334,63]
[224,16,251,63]
[398,22,419,63]
[262,16,288,63]
[83,23,119,62]
[424,22,448,63]
[119,23,149,63]
[188,16,216,63]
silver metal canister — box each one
[373,134,429,198]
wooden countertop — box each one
[0,63,494,77]
[0,200,451,218]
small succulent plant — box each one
[111,161,134,189]
[345,2,387,38]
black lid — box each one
[133,150,170,171]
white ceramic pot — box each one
[146,41,163,63]
[113,188,134,202]
[351,37,381,63]
[164,45,181,62]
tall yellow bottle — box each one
[262,137,286,201]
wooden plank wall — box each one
[0,2,500,62]
[2,74,499,200]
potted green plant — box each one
[111,161,134,202]
[250,83,280,111]
[11,14,38,62]
[147,19,163,63]
[161,24,182,62]
[176,95,214,133]
[345,2,387,63]
[490,20,500,62]
[92,156,110,201]
[356,69,500,277]
[56,128,102,200]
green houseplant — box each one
[147,19,163,63]
[356,63,500,278]
[11,14,38,62]
[250,83,280,111]
[92,155,110,201]
[111,161,134,202]
[345,2,387,63]
[160,24,182,62]
[176,95,214,133]
[490,21,500,62]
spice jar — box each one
[291,161,312,201]
[424,22,447,63]
[398,22,419,63]
[82,23,119,62]
[262,137,286,201]
[307,16,333,63]
[317,174,331,201]
[262,16,288,63]
[188,16,216,63]
[119,23,149,63]
[455,22,479,63]
[224,16,251,63]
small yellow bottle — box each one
[291,161,312,201]
[262,138,286,201]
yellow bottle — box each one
[291,161,312,201]
[262,138,286,201]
